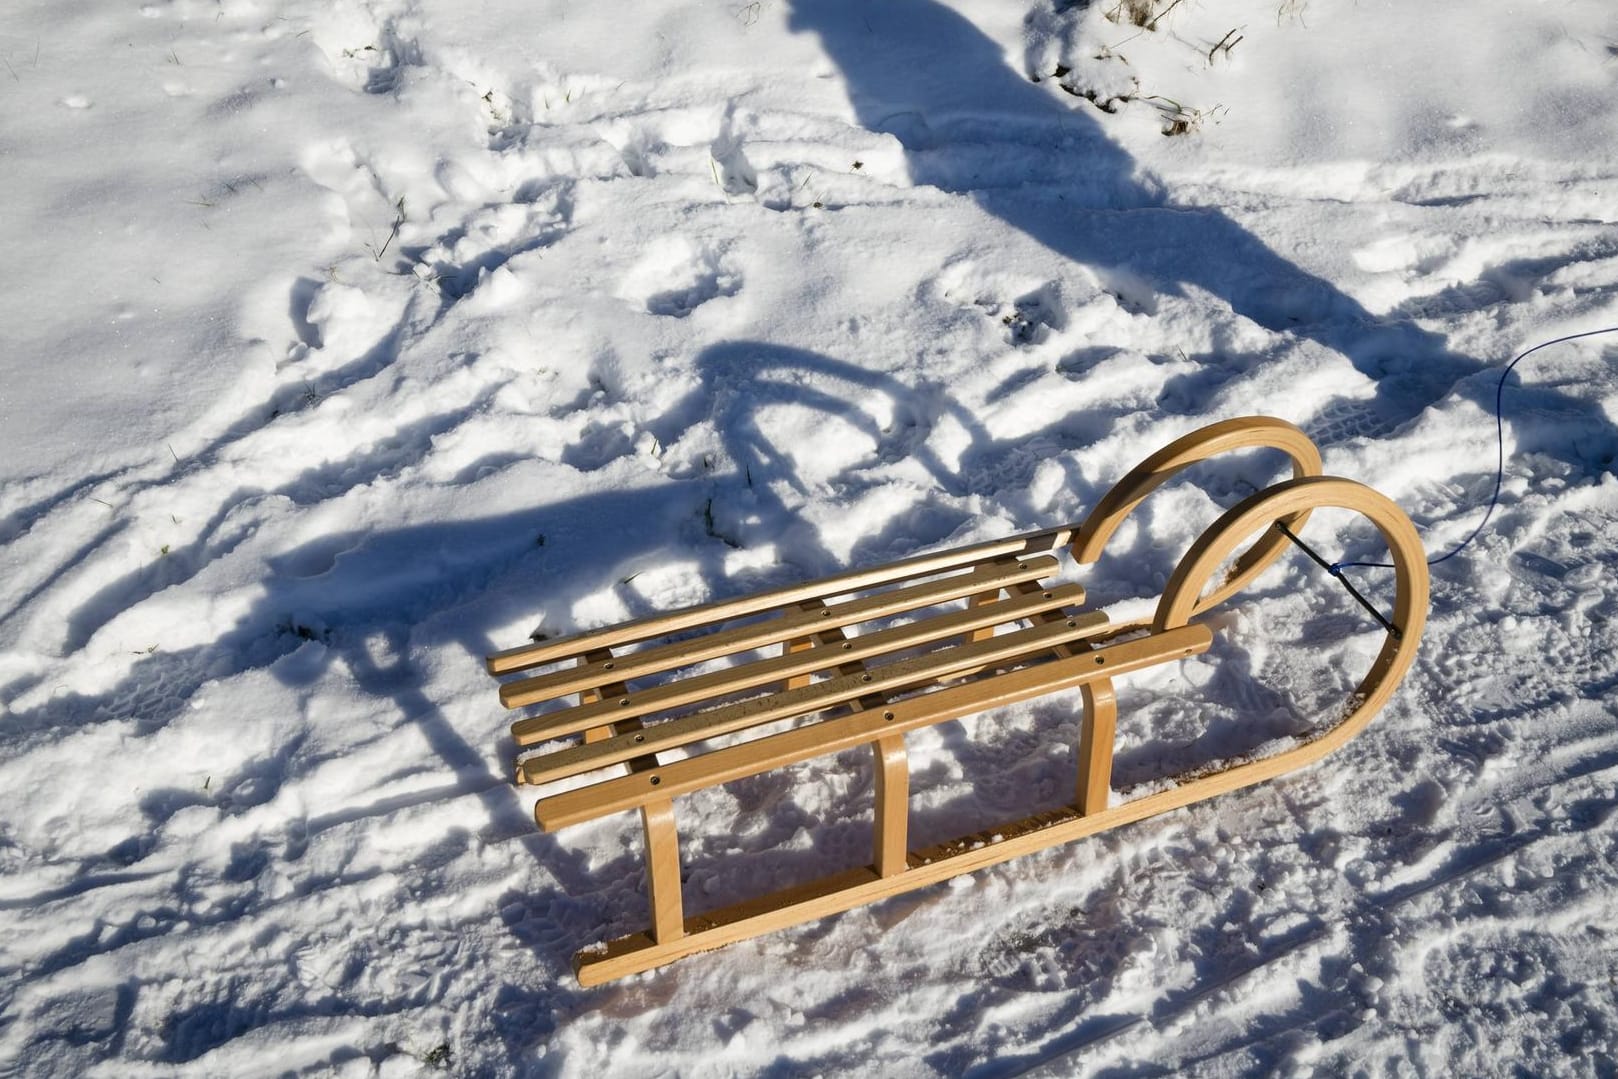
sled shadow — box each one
[0,338,1084,1070]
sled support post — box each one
[872,735,910,877]
[784,635,816,690]
[784,599,833,691]
[579,648,626,745]
[1078,680,1117,816]
[640,799,684,944]
[490,416,1428,985]
[967,589,1001,643]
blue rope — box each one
[1331,325,1618,574]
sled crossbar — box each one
[486,417,1430,985]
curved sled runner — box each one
[486,416,1429,985]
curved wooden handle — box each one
[1154,474,1429,745]
[1071,416,1323,617]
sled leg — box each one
[873,736,909,877]
[641,799,684,944]
[966,589,1001,643]
[1078,680,1117,816]
[1006,579,1118,815]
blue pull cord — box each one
[1329,325,1618,574]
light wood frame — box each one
[486,417,1428,985]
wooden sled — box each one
[487,416,1428,985]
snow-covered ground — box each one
[4,0,1618,1074]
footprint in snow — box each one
[619,237,742,318]
[306,7,422,98]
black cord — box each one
[1334,325,1618,573]
[1275,520,1401,639]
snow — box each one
[3,0,1618,1074]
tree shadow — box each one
[785,0,1481,444]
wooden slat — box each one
[534,623,1214,828]
[510,583,1088,746]
[498,555,1068,708]
[520,611,1113,787]
[486,527,1077,674]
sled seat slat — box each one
[511,581,1090,747]
[498,552,1068,708]
[486,528,1078,677]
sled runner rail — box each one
[485,416,1428,985]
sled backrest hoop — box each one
[1072,416,1323,616]
[1154,474,1428,737]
